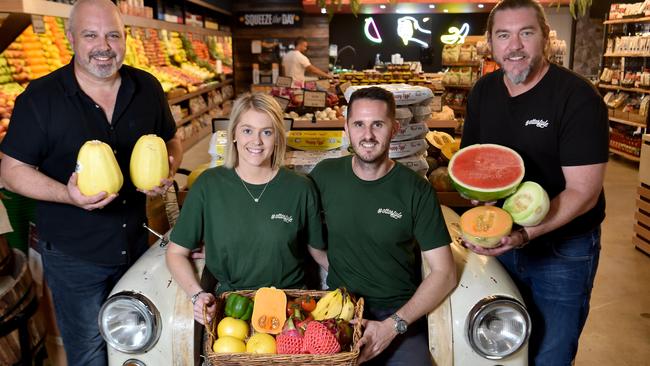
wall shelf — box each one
[609,147,641,162]
[603,53,650,57]
[168,79,232,105]
[599,84,650,94]
[442,61,480,67]
[609,116,647,128]
[604,16,650,25]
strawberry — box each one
[276,317,304,354]
[302,321,341,354]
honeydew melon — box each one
[502,181,550,226]
[460,206,513,248]
[448,144,525,202]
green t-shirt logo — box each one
[377,208,403,220]
[271,213,294,223]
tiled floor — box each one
[178,138,650,365]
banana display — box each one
[311,288,355,322]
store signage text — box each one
[238,12,302,27]
[441,23,470,44]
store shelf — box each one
[598,84,650,94]
[186,0,232,16]
[603,53,650,57]
[609,147,641,161]
[442,61,480,67]
[175,106,212,127]
[168,79,233,105]
[181,123,212,151]
[0,0,230,36]
[290,118,458,130]
[604,16,650,25]
[443,84,472,90]
[609,116,647,128]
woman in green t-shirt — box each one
[166,93,328,324]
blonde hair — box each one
[224,93,286,169]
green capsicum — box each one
[224,293,254,320]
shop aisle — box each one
[176,139,650,365]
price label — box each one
[273,96,290,111]
[276,76,293,88]
[339,82,352,94]
[31,15,45,34]
[316,79,331,91]
[303,91,327,108]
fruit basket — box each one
[204,289,364,366]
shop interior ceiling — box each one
[302,0,572,14]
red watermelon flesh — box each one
[448,144,525,202]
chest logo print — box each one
[377,208,402,220]
[524,119,549,128]
[271,213,293,223]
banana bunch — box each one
[311,288,355,321]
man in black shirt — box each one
[0,0,182,364]
[461,1,608,365]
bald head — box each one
[67,0,124,35]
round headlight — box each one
[98,292,161,353]
[467,296,531,360]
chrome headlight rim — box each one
[98,291,161,354]
[466,295,531,360]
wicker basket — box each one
[204,289,364,366]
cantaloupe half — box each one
[502,181,550,226]
[460,206,513,248]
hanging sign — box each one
[238,12,302,27]
[31,15,45,34]
[276,76,293,88]
[273,96,290,111]
[303,91,327,108]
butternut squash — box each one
[76,140,123,196]
[129,134,169,190]
[251,287,286,335]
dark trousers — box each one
[363,307,431,366]
[39,241,131,366]
[498,227,601,366]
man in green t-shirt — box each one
[310,86,457,365]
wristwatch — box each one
[191,290,206,305]
[390,313,408,334]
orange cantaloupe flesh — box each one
[459,206,513,248]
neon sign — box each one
[397,16,430,48]
[441,23,470,45]
[364,17,382,44]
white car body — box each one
[103,206,529,366]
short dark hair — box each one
[347,86,396,122]
[295,37,307,46]
[486,0,550,42]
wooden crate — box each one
[634,134,650,255]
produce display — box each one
[129,135,169,191]
[75,140,124,196]
[447,144,525,202]
[210,288,360,357]
[502,181,550,227]
[460,206,514,248]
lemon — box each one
[212,336,246,353]
[217,317,249,341]
[246,332,276,354]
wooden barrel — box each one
[0,235,12,276]
[0,249,46,365]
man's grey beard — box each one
[505,66,531,85]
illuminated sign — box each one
[364,17,382,44]
[397,16,431,48]
[441,23,470,44]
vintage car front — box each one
[100,206,530,366]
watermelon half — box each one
[448,144,525,202]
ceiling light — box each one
[320,7,326,14]
[478,4,485,8]
[380,4,386,9]
[443,9,449,13]
[429,4,436,9]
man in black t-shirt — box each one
[0,0,182,364]
[461,1,608,365]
